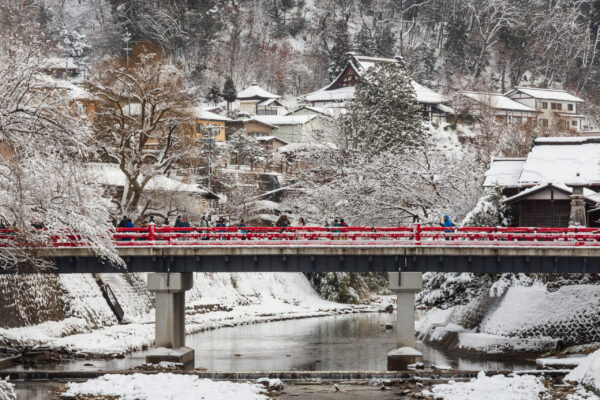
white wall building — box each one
[505,87,585,132]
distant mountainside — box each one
[37,0,600,109]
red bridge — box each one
[36,225,600,247]
[3,225,599,274]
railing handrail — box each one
[2,225,600,248]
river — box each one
[13,312,538,398]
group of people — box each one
[111,214,455,231]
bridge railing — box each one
[3,225,600,247]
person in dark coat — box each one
[180,216,191,228]
[174,216,182,228]
[118,215,128,228]
[275,214,291,228]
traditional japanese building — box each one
[301,53,453,123]
[483,137,600,227]
[236,82,283,116]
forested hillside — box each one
[32,0,600,104]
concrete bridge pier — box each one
[145,272,195,369]
[387,272,423,371]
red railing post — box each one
[414,223,421,244]
[148,223,156,242]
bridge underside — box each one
[32,254,600,274]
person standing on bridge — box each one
[442,215,455,240]
[117,215,128,228]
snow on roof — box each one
[304,85,355,102]
[239,118,277,129]
[254,115,317,126]
[193,107,232,122]
[305,81,445,105]
[483,158,527,187]
[287,106,335,117]
[519,137,600,185]
[256,98,283,106]
[34,74,93,100]
[40,57,79,70]
[461,92,538,112]
[255,136,288,143]
[435,104,455,114]
[505,182,600,204]
[278,142,336,154]
[87,163,218,198]
[412,81,446,104]
[352,54,402,72]
[506,87,584,102]
[237,82,280,100]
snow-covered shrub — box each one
[306,272,387,304]
[461,188,509,227]
[0,378,15,400]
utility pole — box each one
[122,28,132,114]
[203,125,220,194]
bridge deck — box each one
[4,226,600,273]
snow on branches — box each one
[0,39,120,270]
[91,54,192,220]
[339,62,425,156]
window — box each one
[196,123,203,133]
[540,101,548,109]
[539,119,548,127]
[572,120,578,127]
[568,104,574,111]
[513,117,521,125]
[551,102,562,111]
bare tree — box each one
[90,54,192,221]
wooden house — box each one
[483,137,600,227]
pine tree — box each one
[339,62,424,156]
[206,84,222,106]
[222,77,237,111]
[328,20,351,80]
[375,26,396,58]
[355,24,376,56]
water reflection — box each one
[7,313,536,373]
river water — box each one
[11,312,535,374]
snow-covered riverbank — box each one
[417,273,600,356]
[0,272,393,356]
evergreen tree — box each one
[206,84,222,106]
[355,24,376,56]
[375,25,396,58]
[339,62,424,156]
[222,77,237,111]
[328,19,351,80]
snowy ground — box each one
[417,280,600,355]
[426,371,547,400]
[0,272,392,356]
[61,373,269,400]
[566,349,600,393]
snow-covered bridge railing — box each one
[4,225,600,274]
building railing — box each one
[3,225,600,248]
